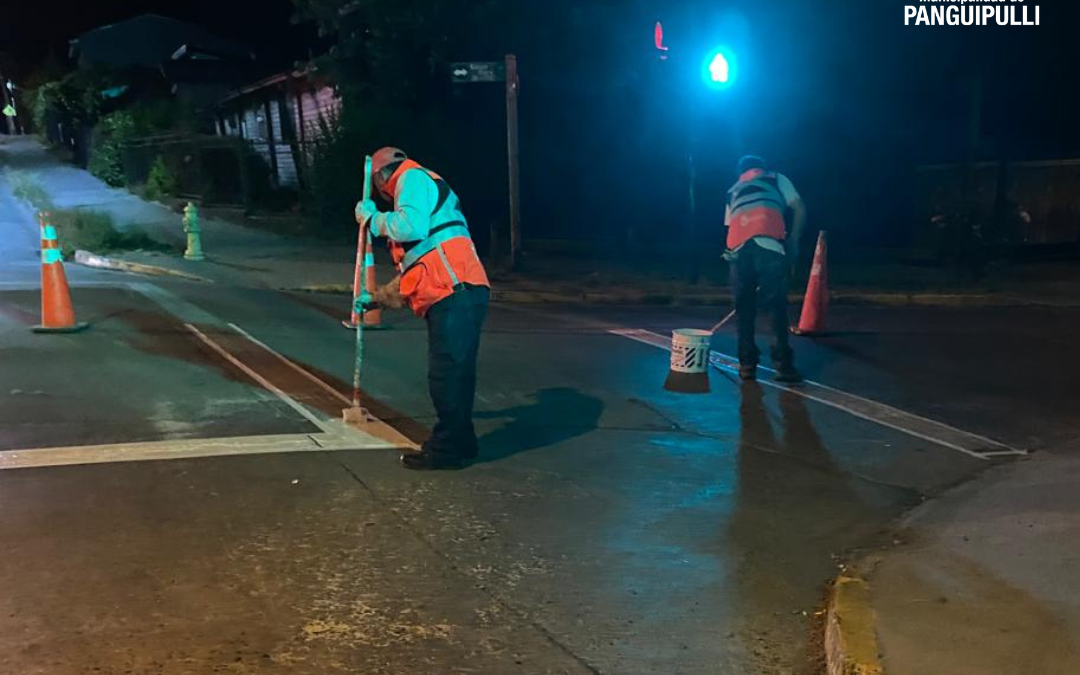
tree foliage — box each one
[28,67,120,132]
[88,99,198,187]
[291,0,511,106]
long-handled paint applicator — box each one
[343,155,376,426]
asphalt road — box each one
[6,274,1070,673]
[3,158,1079,675]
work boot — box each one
[773,364,804,385]
[738,364,758,381]
[400,451,465,471]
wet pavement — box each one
[0,287,316,451]
[6,150,1080,675]
[563,304,1080,450]
[0,276,1025,674]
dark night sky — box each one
[3,0,1078,184]
[2,0,299,65]
[3,0,1076,245]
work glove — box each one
[353,277,405,314]
[353,289,375,314]
[355,199,378,228]
[372,276,405,310]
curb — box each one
[825,574,884,675]
[286,284,1077,309]
[73,251,213,283]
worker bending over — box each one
[356,147,490,470]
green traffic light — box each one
[702,47,737,90]
[709,53,729,83]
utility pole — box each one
[505,54,522,270]
[686,2,701,285]
[450,56,522,270]
[687,139,700,284]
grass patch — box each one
[48,210,173,257]
[6,169,172,256]
[4,169,53,209]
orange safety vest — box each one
[384,160,490,317]
[725,168,788,251]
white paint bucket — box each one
[669,329,711,374]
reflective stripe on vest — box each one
[400,224,472,271]
[726,172,787,249]
[728,176,785,217]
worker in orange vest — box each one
[356,147,491,470]
[724,155,806,384]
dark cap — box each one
[737,155,768,174]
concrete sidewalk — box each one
[0,136,356,290]
[829,450,1080,675]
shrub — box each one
[145,155,178,201]
[50,211,117,253]
[48,210,171,256]
[87,98,199,187]
[88,110,137,186]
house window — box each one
[255,113,268,141]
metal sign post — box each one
[504,55,521,271]
[450,55,521,270]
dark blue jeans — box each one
[423,284,489,458]
[729,243,793,368]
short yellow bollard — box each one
[183,202,205,261]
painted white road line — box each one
[611,327,1025,461]
[0,433,398,471]
[228,322,352,406]
[226,321,419,450]
[130,281,220,325]
[185,322,336,433]
[7,279,414,458]
[133,281,413,449]
[705,349,1024,459]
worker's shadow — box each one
[473,387,604,463]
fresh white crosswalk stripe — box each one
[612,327,1025,461]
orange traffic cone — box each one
[33,212,88,334]
[343,230,386,330]
[360,248,384,329]
[792,231,828,336]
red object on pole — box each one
[654,21,669,55]
[792,231,828,336]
